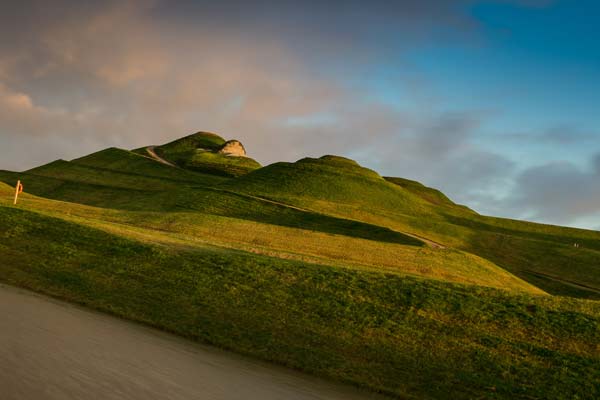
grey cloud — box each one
[593,154,600,173]
[1,0,487,171]
[414,113,478,158]
[343,112,516,211]
[502,125,595,145]
[542,126,594,144]
[506,156,600,225]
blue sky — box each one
[377,1,599,165]
[418,1,600,165]
[0,0,599,228]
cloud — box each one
[0,0,491,171]
[352,112,516,210]
[504,155,600,225]
[502,125,595,145]
[0,83,69,137]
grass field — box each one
[1,131,599,399]
[1,205,598,399]
[0,183,541,293]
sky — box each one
[1,0,599,229]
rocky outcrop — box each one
[218,140,247,157]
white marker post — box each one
[13,180,23,205]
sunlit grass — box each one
[0,204,598,399]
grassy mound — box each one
[150,132,262,177]
[175,150,262,177]
[226,155,434,215]
[154,131,227,153]
[385,176,473,211]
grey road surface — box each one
[0,284,385,400]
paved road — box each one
[0,284,385,400]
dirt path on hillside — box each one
[146,146,177,167]
[524,269,600,295]
[401,233,445,249]
[138,151,444,249]
[205,187,445,249]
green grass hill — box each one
[226,155,439,216]
[384,176,473,211]
[226,155,600,299]
[153,131,227,152]
[139,131,262,177]
[1,131,599,399]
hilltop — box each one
[134,131,261,177]
[1,131,599,399]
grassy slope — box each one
[0,181,539,293]
[180,150,262,177]
[0,167,427,246]
[4,150,600,298]
[230,156,600,299]
[5,150,600,297]
[72,147,229,185]
[225,156,437,216]
[1,203,598,400]
[384,176,473,212]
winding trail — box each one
[146,146,176,167]
[141,147,444,249]
[197,187,445,249]
[524,269,600,295]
